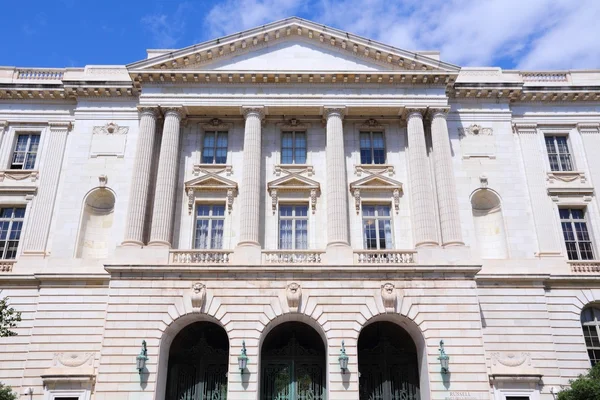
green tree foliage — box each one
[557,363,600,400]
[0,297,21,337]
[0,382,18,400]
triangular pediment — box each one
[185,172,237,190]
[350,174,403,191]
[128,17,459,74]
[268,173,320,191]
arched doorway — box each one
[358,321,420,400]
[260,321,326,400]
[165,321,229,400]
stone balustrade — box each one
[16,69,64,80]
[263,250,324,264]
[354,250,416,264]
[171,250,232,264]
[0,260,16,272]
[569,261,600,274]
[521,72,568,82]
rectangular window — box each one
[545,135,573,171]
[194,204,225,249]
[0,207,24,259]
[202,131,228,164]
[360,131,385,164]
[11,133,40,170]
[560,208,594,260]
[362,205,393,249]
[281,131,307,164]
[279,204,308,250]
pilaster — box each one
[149,107,184,247]
[429,108,464,247]
[405,108,439,247]
[122,107,159,246]
[22,121,71,255]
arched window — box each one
[581,306,600,366]
[471,189,508,259]
[76,189,115,259]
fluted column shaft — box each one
[122,108,158,246]
[406,110,438,247]
[22,121,70,254]
[325,107,349,246]
[149,108,183,246]
[238,107,264,245]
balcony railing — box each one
[171,250,232,264]
[0,260,16,272]
[263,250,324,264]
[569,261,600,274]
[16,68,64,80]
[521,72,568,82]
[354,250,416,264]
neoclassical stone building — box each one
[1,16,600,400]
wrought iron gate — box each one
[261,336,325,400]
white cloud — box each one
[199,0,600,69]
[141,2,193,48]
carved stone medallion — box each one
[286,282,302,312]
[381,283,396,312]
[191,282,206,310]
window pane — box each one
[194,220,209,249]
[210,220,224,249]
[556,136,569,153]
[202,133,215,163]
[360,133,372,164]
[0,221,9,240]
[571,209,584,220]
[376,205,390,217]
[296,206,308,217]
[545,136,555,153]
[279,220,293,249]
[559,208,571,220]
[197,205,210,216]
[560,154,573,171]
[295,220,308,250]
[279,206,293,217]
[282,133,293,148]
[294,148,306,164]
[373,149,385,164]
[548,155,560,171]
[363,219,377,249]
[362,206,375,217]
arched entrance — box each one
[358,321,420,400]
[165,321,229,400]
[260,321,326,400]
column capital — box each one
[323,106,346,119]
[242,106,266,120]
[428,107,450,119]
[137,106,160,117]
[404,108,427,119]
[48,120,72,132]
[161,106,185,119]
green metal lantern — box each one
[238,341,249,373]
[338,341,349,373]
[438,340,449,374]
[136,340,148,374]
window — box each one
[560,208,594,260]
[360,131,385,164]
[11,133,40,170]
[0,207,24,259]
[362,205,393,249]
[202,131,228,164]
[194,204,225,249]
[281,131,307,164]
[582,306,600,366]
[545,135,573,171]
[279,205,308,249]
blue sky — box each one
[4,0,600,70]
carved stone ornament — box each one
[393,189,400,213]
[458,124,493,138]
[381,283,396,312]
[191,282,206,310]
[491,352,531,368]
[92,122,129,135]
[286,282,302,312]
[271,189,278,214]
[98,175,107,187]
[202,118,231,131]
[54,352,94,368]
[0,170,39,182]
[479,175,488,188]
[310,189,317,214]
[359,118,384,130]
[279,118,310,131]
[354,188,361,214]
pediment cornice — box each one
[350,174,403,214]
[185,172,238,215]
[268,173,320,191]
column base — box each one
[442,241,465,248]
[147,240,171,248]
[415,240,439,248]
[232,242,262,265]
[326,243,353,265]
[120,240,144,247]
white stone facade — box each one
[0,17,599,400]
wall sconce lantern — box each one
[238,341,249,374]
[438,340,449,374]
[136,340,148,375]
[338,341,349,373]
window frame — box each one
[559,207,595,260]
[581,306,600,367]
[545,134,574,172]
[201,130,228,165]
[10,132,40,170]
[193,203,226,250]
[278,203,309,250]
[280,130,307,165]
[0,206,25,260]
[359,130,387,165]
[361,203,394,250]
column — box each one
[430,108,464,246]
[237,107,264,247]
[324,107,350,248]
[122,107,159,246]
[406,109,438,247]
[149,107,184,247]
[22,121,71,254]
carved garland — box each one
[458,124,493,138]
[92,122,129,135]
